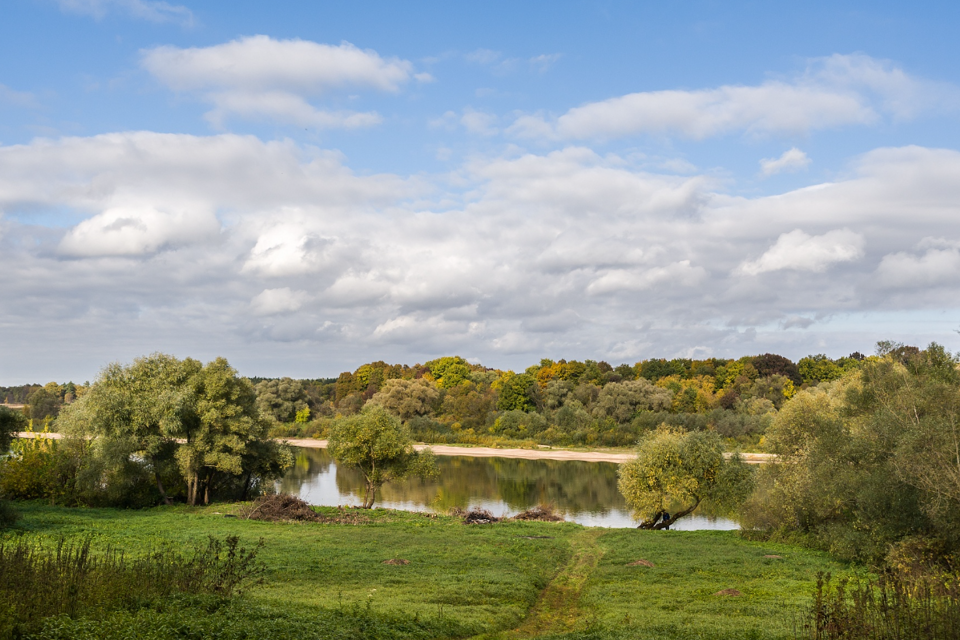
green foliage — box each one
[6,502,855,640]
[794,571,960,640]
[0,406,27,453]
[328,404,438,508]
[490,409,547,438]
[496,372,536,412]
[592,379,673,424]
[741,343,960,562]
[0,436,83,504]
[618,426,752,528]
[0,500,18,529]
[52,353,291,507]
[424,356,473,389]
[255,377,308,423]
[0,535,265,639]
[370,378,441,421]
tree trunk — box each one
[637,499,702,530]
[155,472,173,506]
[241,473,252,501]
[362,482,377,509]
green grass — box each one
[3,503,852,639]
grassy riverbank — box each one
[2,502,850,639]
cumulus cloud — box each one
[251,288,307,316]
[760,148,810,176]
[59,206,220,257]
[509,54,957,141]
[738,229,865,275]
[57,0,194,26]
[141,36,415,127]
[5,135,960,378]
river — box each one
[279,447,739,530]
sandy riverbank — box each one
[281,437,775,464]
[18,432,775,464]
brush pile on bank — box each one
[242,494,320,522]
[512,505,564,522]
[456,507,500,524]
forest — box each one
[4,350,868,451]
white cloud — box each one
[511,54,957,141]
[738,229,865,275]
[460,108,499,136]
[59,206,220,257]
[203,91,382,129]
[57,0,194,26]
[586,261,706,294]
[5,137,960,378]
[141,36,415,127]
[875,248,960,288]
[760,148,810,176]
[251,288,306,316]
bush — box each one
[795,571,960,640]
[0,435,82,504]
[0,535,265,638]
[0,500,18,529]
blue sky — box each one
[2,0,960,383]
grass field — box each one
[2,503,852,639]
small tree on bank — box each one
[328,404,438,508]
[618,425,752,529]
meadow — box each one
[1,502,851,640]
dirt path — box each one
[475,529,604,639]
[18,433,775,464]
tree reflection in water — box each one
[278,447,737,530]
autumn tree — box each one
[369,378,440,421]
[592,379,673,423]
[618,425,752,529]
[255,377,308,423]
[328,404,437,508]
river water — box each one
[279,447,738,530]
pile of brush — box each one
[241,494,320,522]
[512,505,564,522]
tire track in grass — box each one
[477,529,604,639]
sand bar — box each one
[18,433,775,464]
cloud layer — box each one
[142,36,417,127]
[509,54,958,140]
[3,131,960,378]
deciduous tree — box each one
[328,404,437,508]
[618,425,752,529]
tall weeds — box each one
[796,570,960,639]
[0,535,264,636]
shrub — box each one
[795,571,960,640]
[0,535,265,637]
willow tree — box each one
[328,404,437,508]
[59,353,291,506]
[618,425,752,529]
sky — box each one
[3,0,960,383]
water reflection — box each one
[279,447,738,530]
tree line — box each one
[258,352,867,448]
